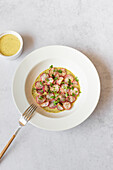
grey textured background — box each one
[0,0,113,170]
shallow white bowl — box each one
[0,30,23,60]
[13,45,100,131]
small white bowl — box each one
[0,31,23,60]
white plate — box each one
[13,45,100,131]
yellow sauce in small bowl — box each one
[0,34,20,56]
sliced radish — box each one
[60,84,69,93]
[67,96,76,103]
[56,77,64,85]
[57,94,66,103]
[35,81,43,89]
[46,93,54,100]
[49,100,56,109]
[69,87,79,95]
[43,85,49,92]
[55,73,60,78]
[36,89,44,94]
[58,68,66,77]
[45,77,54,85]
[49,67,58,76]
[50,84,60,92]
[40,101,49,107]
[40,73,49,82]
[63,102,71,110]
[57,103,64,111]
[72,80,78,86]
[36,95,46,104]
[64,75,74,83]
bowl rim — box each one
[12,45,101,131]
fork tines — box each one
[23,104,37,121]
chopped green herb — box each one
[72,93,75,96]
[41,89,43,92]
[39,96,43,100]
[67,86,71,89]
[68,79,71,85]
[71,86,74,90]
[71,83,73,85]
[46,78,49,82]
[75,91,78,93]
[49,65,53,69]
[40,81,43,85]
[48,90,52,93]
[50,96,55,99]
[78,91,81,96]
[50,83,53,87]
[57,98,60,103]
[53,98,60,105]
[58,69,62,73]
[53,68,57,72]
[55,93,59,97]
[52,74,55,78]
[61,81,65,84]
[54,77,58,80]
[64,86,68,90]
[53,101,57,106]
[66,93,68,97]
[75,77,79,82]
[78,92,81,96]
[32,88,36,91]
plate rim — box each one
[12,45,101,131]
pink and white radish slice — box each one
[63,102,71,110]
[36,95,46,104]
[67,96,76,103]
[46,93,54,100]
[69,87,79,95]
[58,68,66,77]
[56,77,64,85]
[43,85,49,92]
[50,84,60,92]
[72,80,78,86]
[45,77,54,85]
[57,103,64,111]
[40,101,49,107]
[64,74,74,83]
[36,89,43,94]
[57,94,66,103]
[49,67,57,76]
[40,73,49,82]
[49,100,56,109]
[55,73,60,78]
[60,84,69,93]
[35,81,43,89]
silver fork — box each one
[0,104,37,159]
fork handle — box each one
[0,134,16,159]
[0,127,21,159]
